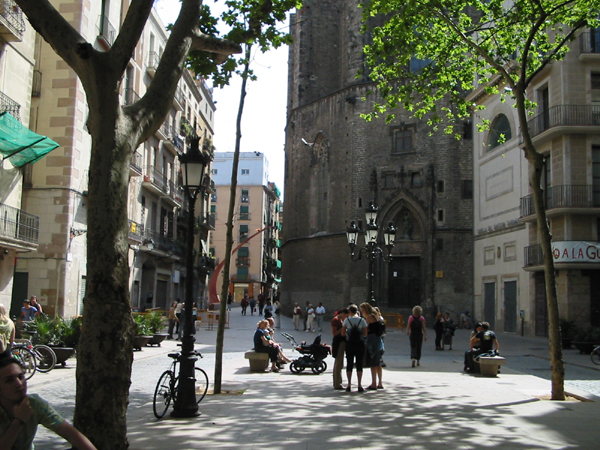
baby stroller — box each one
[281,332,331,374]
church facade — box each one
[280,0,474,318]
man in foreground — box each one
[0,354,96,450]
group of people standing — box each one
[292,302,326,332]
[331,303,386,392]
[167,300,199,339]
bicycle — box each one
[591,345,600,365]
[153,351,209,419]
[10,345,37,380]
[15,338,57,373]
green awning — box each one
[0,112,59,167]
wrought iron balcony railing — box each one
[130,151,143,174]
[524,244,543,267]
[0,90,20,122]
[520,185,600,217]
[527,105,600,138]
[0,0,25,41]
[128,220,144,242]
[0,202,39,244]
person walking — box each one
[249,297,256,315]
[174,300,183,338]
[315,302,326,331]
[434,312,444,350]
[292,303,302,330]
[407,305,427,367]
[303,301,310,331]
[241,296,248,315]
[342,304,368,392]
[274,300,282,328]
[227,293,233,311]
[258,294,265,316]
[331,308,348,390]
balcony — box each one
[146,51,160,77]
[0,202,39,250]
[199,212,215,231]
[123,88,139,106]
[525,241,600,270]
[236,256,250,266]
[162,125,184,155]
[129,151,143,177]
[527,105,600,140]
[128,220,144,243]
[143,166,182,207]
[144,228,183,258]
[97,15,116,49]
[173,89,185,111]
[520,185,600,220]
[163,179,183,207]
[0,90,20,122]
[32,70,42,98]
[0,0,25,42]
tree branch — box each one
[14,0,93,71]
[109,0,155,75]
[190,30,243,64]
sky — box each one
[153,0,289,195]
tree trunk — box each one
[74,115,136,448]
[215,45,252,393]
[516,92,565,401]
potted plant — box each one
[30,316,79,366]
[146,310,168,347]
[132,313,153,351]
[559,318,578,349]
[572,326,600,354]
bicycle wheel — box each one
[34,345,56,373]
[195,368,209,404]
[592,348,600,365]
[153,370,174,419]
[11,347,37,380]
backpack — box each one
[347,318,363,344]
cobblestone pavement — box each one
[25,312,600,448]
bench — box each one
[244,350,269,371]
[474,356,506,377]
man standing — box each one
[20,301,37,323]
[315,302,326,331]
[464,322,499,372]
[303,301,310,331]
[292,303,302,330]
[0,354,97,449]
[331,308,348,390]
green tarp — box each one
[0,112,59,167]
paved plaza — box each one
[30,310,600,449]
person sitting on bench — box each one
[464,322,499,372]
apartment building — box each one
[210,152,282,303]
[472,28,600,336]
[12,1,215,316]
[0,2,47,313]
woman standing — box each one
[0,304,15,352]
[407,305,427,367]
[360,303,384,390]
[167,301,178,339]
[29,296,43,316]
[305,304,315,332]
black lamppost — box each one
[172,137,211,418]
[346,202,396,305]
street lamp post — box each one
[346,202,396,305]
[172,137,211,418]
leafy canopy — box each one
[186,0,302,87]
[361,0,600,136]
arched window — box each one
[487,114,512,150]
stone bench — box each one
[244,350,269,371]
[474,356,506,377]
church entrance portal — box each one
[388,257,421,308]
